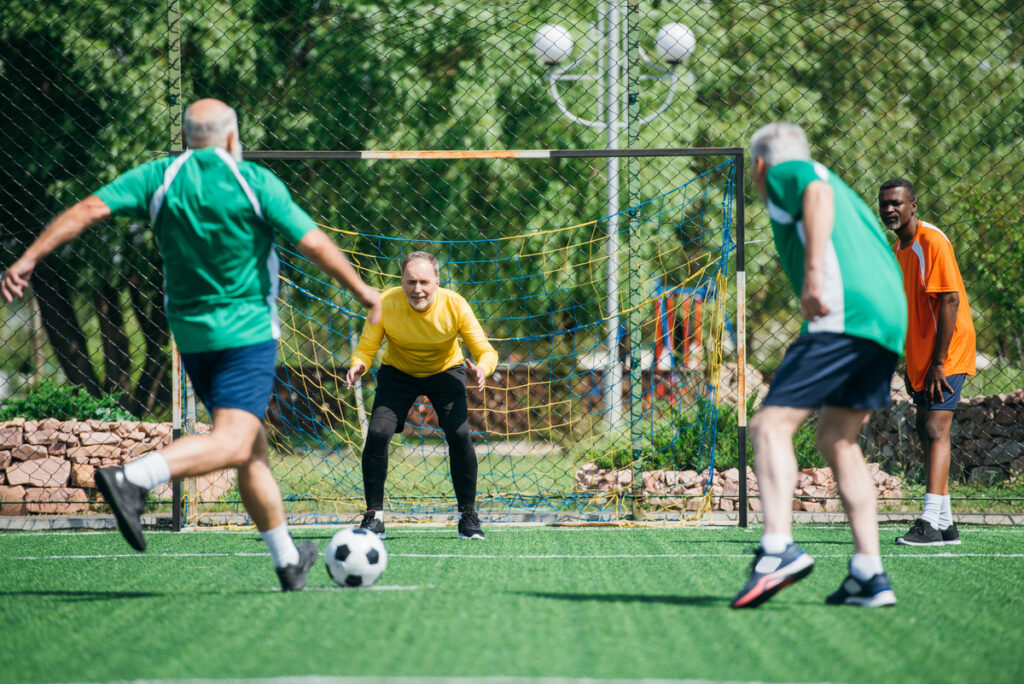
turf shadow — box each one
[0,589,164,602]
[512,590,727,606]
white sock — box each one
[374,510,384,521]
[123,452,171,490]
[850,554,884,581]
[938,495,953,530]
[921,493,942,527]
[760,532,793,555]
[260,525,300,568]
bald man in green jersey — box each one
[2,99,380,591]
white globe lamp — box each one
[534,24,574,65]
[656,23,695,64]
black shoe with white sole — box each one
[276,540,318,592]
[359,510,386,539]
[895,518,943,546]
[940,522,961,545]
[457,511,485,539]
[94,466,148,552]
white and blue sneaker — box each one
[826,570,897,607]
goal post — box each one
[174,146,747,526]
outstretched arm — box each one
[297,228,381,325]
[1,195,111,302]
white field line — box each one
[88,678,847,684]
[4,551,1022,561]
[9,524,1024,537]
[290,584,433,592]
[70,677,842,684]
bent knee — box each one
[920,420,951,443]
[750,411,795,443]
[366,425,396,447]
[446,422,472,444]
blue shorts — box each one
[911,373,966,411]
[180,339,278,419]
[762,333,898,410]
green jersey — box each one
[765,160,906,354]
[95,147,316,353]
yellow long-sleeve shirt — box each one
[350,286,498,378]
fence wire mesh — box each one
[1,1,1022,520]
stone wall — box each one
[575,463,903,512]
[862,390,1024,484]
[0,419,233,515]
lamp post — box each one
[533,3,694,432]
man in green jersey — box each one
[730,122,907,609]
[1,98,381,591]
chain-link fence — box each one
[1,1,1022,520]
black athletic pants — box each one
[361,364,477,512]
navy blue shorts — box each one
[762,333,898,410]
[911,373,966,410]
[180,339,278,419]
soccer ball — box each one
[324,528,388,588]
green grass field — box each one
[2,524,1022,684]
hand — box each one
[356,286,381,326]
[923,363,953,405]
[800,272,830,321]
[346,361,367,389]
[465,359,486,391]
[1,256,37,303]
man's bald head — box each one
[183,99,242,159]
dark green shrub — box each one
[0,378,136,422]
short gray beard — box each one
[230,134,244,162]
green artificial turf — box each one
[1,525,1022,683]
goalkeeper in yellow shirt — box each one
[346,251,498,539]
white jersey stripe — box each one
[795,219,845,334]
[266,246,281,339]
[148,149,193,224]
[214,148,263,218]
[919,219,952,245]
[910,241,927,286]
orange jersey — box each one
[894,220,976,391]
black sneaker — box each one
[940,522,961,545]
[895,518,943,546]
[826,571,897,607]
[276,540,318,592]
[359,510,386,539]
[730,543,814,608]
[457,511,485,540]
[94,466,148,552]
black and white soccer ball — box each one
[324,528,388,588]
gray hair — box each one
[184,105,239,149]
[401,251,440,277]
[749,122,811,168]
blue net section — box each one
[182,154,737,524]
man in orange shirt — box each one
[879,178,976,546]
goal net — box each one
[177,148,741,525]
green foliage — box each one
[0,378,136,422]
[580,393,824,473]
[968,361,1024,396]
